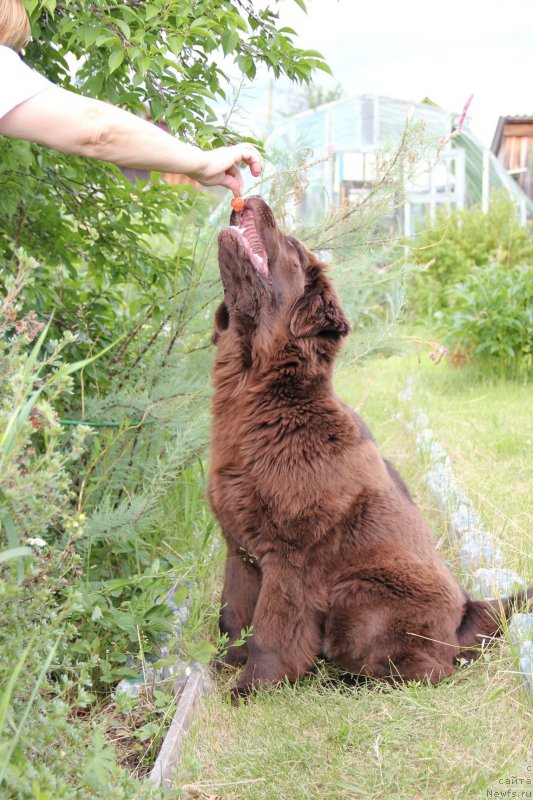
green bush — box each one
[441,261,532,380]
[0,0,331,384]
[409,192,533,317]
[0,256,159,797]
[0,255,217,793]
[0,252,93,557]
[0,547,164,799]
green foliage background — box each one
[409,192,533,317]
[444,261,532,379]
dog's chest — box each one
[209,439,355,555]
[208,461,275,533]
[209,384,363,545]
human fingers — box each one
[236,144,262,177]
[220,164,243,195]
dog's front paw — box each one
[232,659,285,699]
[229,682,253,706]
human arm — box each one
[0,84,262,194]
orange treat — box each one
[231,196,245,212]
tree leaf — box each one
[108,48,125,74]
[187,640,217,664]
[221,29,239,55]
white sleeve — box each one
[0,45,53,119]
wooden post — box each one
[482,149,490,214]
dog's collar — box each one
[238,545,258,567]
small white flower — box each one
[27,537,47,548]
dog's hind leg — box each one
[233,559,326,695]
[324,566,462,686]
[219,545,262,668]
[324,603,457,686]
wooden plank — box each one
[149,665,210,790]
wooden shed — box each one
[491,116,533,201]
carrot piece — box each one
[231,196,245,212]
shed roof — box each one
[491,115,533,154]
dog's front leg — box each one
[234,559,323,696]
[219,545,262,668]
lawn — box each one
[336,350,532,578]
[178,350,532,800]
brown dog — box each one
[208,196,530,696]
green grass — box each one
[183,666,530,800]
[95,461,224,781]
[335,352,531,576]
[179,350,532,800]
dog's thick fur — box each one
[208,196,531,696]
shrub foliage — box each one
[445,261,532,379]
[408,193,533,377]
[409,193,533,317]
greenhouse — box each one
[266,94,533,233]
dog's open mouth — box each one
[229,206,269,276]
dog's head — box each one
[214,196,349,366]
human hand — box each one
[191,143,263,195]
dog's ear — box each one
[212,301,229,345]
[290,272,350,339]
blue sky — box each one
[226,0,533,148]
